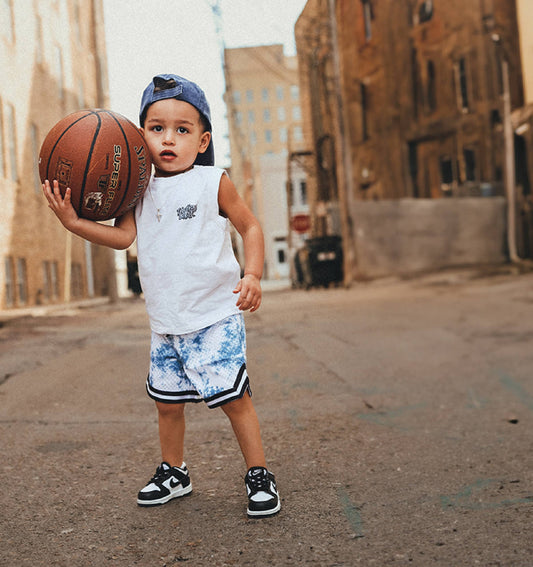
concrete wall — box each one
[352,197,507,278]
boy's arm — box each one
[43,180,137,250]
[218,173,264,312]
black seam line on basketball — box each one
[79,110,102,216]
[45,111,93,187]
[103,110,132,216]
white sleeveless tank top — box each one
[135,166,241,334]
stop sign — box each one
[292,214,311,233]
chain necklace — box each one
[148,186,162,222]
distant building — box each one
[0,0,117,310]
[224,45,310,281]
[296,0,525,279]
[513,0,533,257]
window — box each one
[264,130,272,144]
[293,126,303,142]
[418,0,433,23]
[233,91,241,104]
[16,258,27,305]
[4,257,15,307]
[250,131,257,146]
[42,261,50,301]
[276,86,284,101]
[71,263,83,299]
[246,89,254,103]
[263,109,271,122]
[279,127,287,143]
[31,123,41,193]
[235,111,242,126]
[262,88,269,102]
[50,261,59,299]
[292,106,302,121]
[278,107,286,121]
[361,0,373,41]
[248,110,255,124]
[6,103,17,181]
[440,156,454,195]
[454,57,470,112]
[290,85,299,100]
[464,148,477,182]
[277,249,286,264]
[426,60,436,112]
[299,181,308,205]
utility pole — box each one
[492,33,519,262]
[328,0,356,285]
[502,58,519,262]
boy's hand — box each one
[233,274,262,312]
[43,179,79,230]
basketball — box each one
[39,109,152,221]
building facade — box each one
[296,0,525,278]
[0,0,114,310]
[223,45,310,281]
[512,0,533,257]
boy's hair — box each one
[140,74,214,166]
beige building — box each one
[0,0,115,310]
[513,0,533,257]
[516,0,533,104]
[224,45,310,281]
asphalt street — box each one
[1,268,532,566]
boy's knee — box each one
[221,392,253,416]
[156,401,185,418]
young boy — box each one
[43,73,280,518]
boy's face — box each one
[141,98,211,176]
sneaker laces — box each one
[149,462,173,483]
[246,467,271,492]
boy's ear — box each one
[139,127,145,136]
[198,131,211,154]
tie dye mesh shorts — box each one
[146,314,251,409]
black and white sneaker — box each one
[245,466,281,517]
[137,462,192,507]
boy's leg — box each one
[222,392,281,517]
[156,401,186,467]
[137,401,190,507]
[221,391,266,469]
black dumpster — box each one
[296,236,343,288]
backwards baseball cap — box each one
[139,73,214,166]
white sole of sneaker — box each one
[137,483,193,507]
[247,500,281,518]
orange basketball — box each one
[39,109,151,221]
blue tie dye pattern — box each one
[148,314,247,402]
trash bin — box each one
[297,236,343,288]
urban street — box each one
[1,268,532,566]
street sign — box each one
[292,213,311,233]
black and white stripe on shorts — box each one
[145,364,252,408]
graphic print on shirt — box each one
[176,204,198,220]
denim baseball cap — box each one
[139,74,214,166]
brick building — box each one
[0,0,115,310]
[296,0,525,278]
